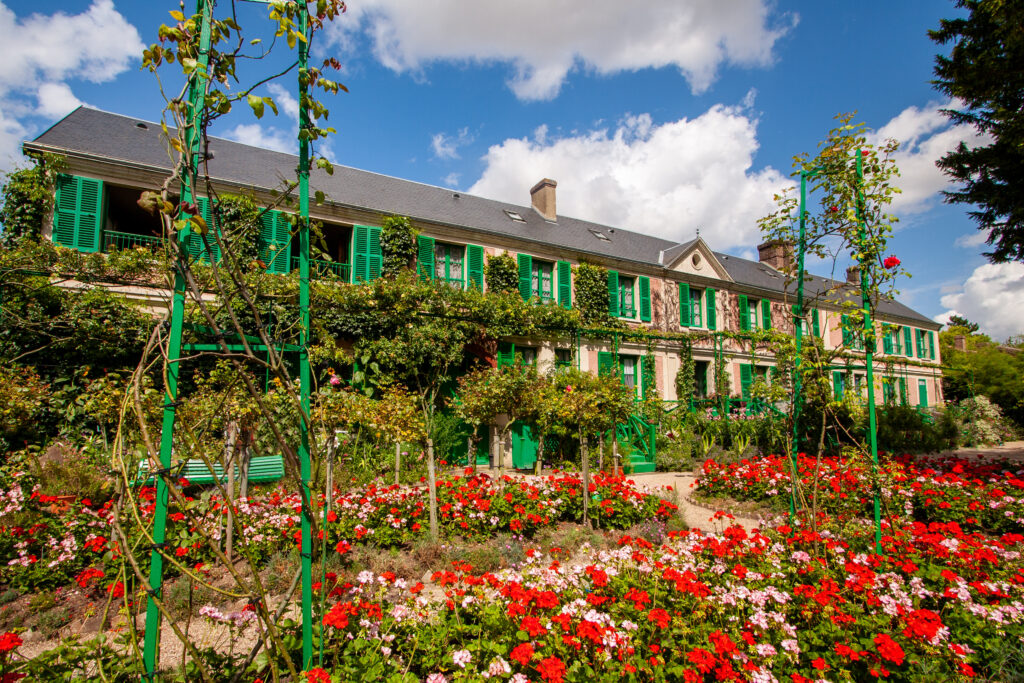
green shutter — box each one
[705,288,717,331]
[740,364,753,401]
[467,245,484,291]
[417,235,435,281]
[915,329,924,357]
[556,261,571,308]
[53,174,103,253]
[641,357,654,399]
[367,226,382,280]
[899,378,908,405]
[738,295,750,331]
[260,210,291,274]
[638,276,651,322]
[597,351,615,377]
[53,174,79,248]
[833,371,844,400]
[904,326,913,357]
[517,254,532,301]
[607,270,620,317]
[497,341,515,369]
[928,331,936,360]
[75,177,103,253]
[841,314,853,346]
[918,379,929,408]
[812,309,821,337]
[761,299,772,330]
[353,225,369,282]
[883,328,894,354]
[679,283,691,327]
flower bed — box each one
[0,470,677,593]
[290,520,1021,681]
[696,454,1024,534]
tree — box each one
[930,1,1024,262]
[451,363,539,472]
[946,314,980,333]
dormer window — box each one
[504,209,525,222]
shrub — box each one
[380,215,417,277]
[952,395,1018,446]
[484,253,518,295]
[875,404,957,454]
[574,262,610,325]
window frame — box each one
[689,288,703,327]
[433,242,465,289]
[530,259,555,303]
[618,277,636,318]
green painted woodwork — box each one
[928,331,936,360]
[53,174,104,253]
[597,351,615,377]
[136,455,285,485]
[556,260,571,308]
[467,245,484,291]
[705,288,717,330]
[918,379,929,407]
[638,276,651,322]
[497,341,515,369]
[417,235,435,281]
[353,225,383,282]
[510,422,538,469]
[607,270,620,317]
[740,363,753,401]
[678,282,691,326]
[761,298,772,329]
[904,326,913,357]
[738,294,750,331]
[259,209,291,274]
[517,253,532,300]
[812,309,820,337]
[833,370,844,400]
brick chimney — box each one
[530,178,557,222]
[846,266,861,284]
[757,239,794,271]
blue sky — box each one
[1,0,1022,339]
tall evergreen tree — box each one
[930,0,1024,262]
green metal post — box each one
[296,5,314,670]
[788,171,810,523]
[142,1,212,679]
[856,149,883,553]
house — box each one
[23,106,943,417]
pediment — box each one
[662,238,732,282]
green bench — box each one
[135,455,286,486]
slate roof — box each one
[27,106,938,327]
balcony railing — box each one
[102,230,165,252]
[290,257,351,282]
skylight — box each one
[504,209,525,222]
[589,229,611,242]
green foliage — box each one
[379,215,417,277]
[875,405,957,455]
[940,328,1024,426]
[214,194,263,267]
[574,262,610,325]
[0,154,62,245]
[951,395,1018,446]
[0,365,49,451]
[946,314,979,333]
[451,364,539,443]
[429,412,471,466]
[484,252,518,295]
[547,367,634,441]
[931,1,1024,263]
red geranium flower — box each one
[304,668,330,683]
[510,643,534,666]
[538,656,566,683]
[0,631,23,652]
[873,633,905,666]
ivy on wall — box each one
[380,215,417,277]
[484,253,518,295]
[574,262,610,325]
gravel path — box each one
[627,471,767,533]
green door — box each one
[510,422,537,469]
[918,379,928,408]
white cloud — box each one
[938,262,1024,340]
[954,231,989,249]
[0,1,143,170]
[267,83,299,122]
[431,127,473,160]
[442,172,460,187]
[223,123,295,154]
[36,83,82,119]
[468,106,791,249]
[870,101,988,214]
[325,0,793,101]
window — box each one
[882,378,896,404]
[621,356,638,392]
[689,288,703,327]
[434,243,464,289]
[554,349,572,370]
[694,360,709,398]
[738,295,769,331]
[517,346,537,366]
[619,277,636,318]
[531,260,554,302]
